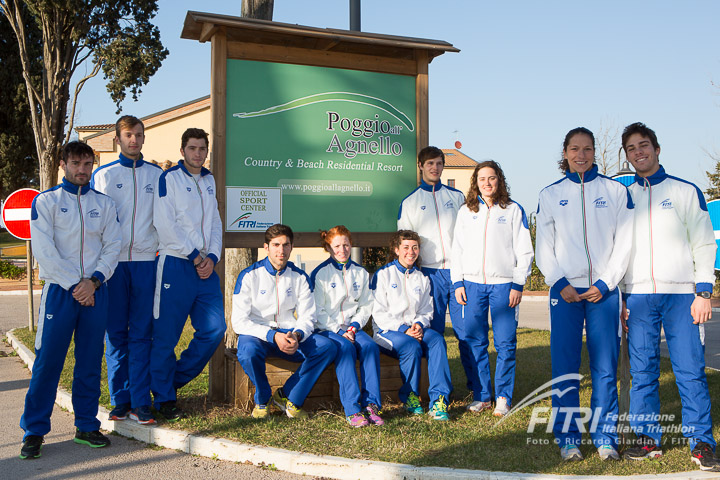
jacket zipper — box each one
[403,269,411,326]
[274,271,280,328]
[76,188,85,277]
[432,186,446,268]
[129,162,137,261]
[192,177,206,252]
[579,173,593,286]
[340,265,349,325]
[482,204,491,283]
[644,179,656,293]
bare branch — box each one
[65,62,102,144]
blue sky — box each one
[72,0,720,212]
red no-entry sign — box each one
[2,188,40,240]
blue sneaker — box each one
[428,395,450,421]
[404,392,424,415]
[108,403,131,421]
[129,405,157,425]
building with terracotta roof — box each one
[442,148,478,197]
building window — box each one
[448,179,455,188]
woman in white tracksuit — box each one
[450,160,534,417]
[371,230,453,421]
[310,226,384,427]
[536,127,633,462]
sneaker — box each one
[157,401,184,422]
[404,392,424,415]
[560,444,583,461]
[252,403,269,419]
[598,445,621,461]
[19,435,43,459]
[365,404,385,426]
[108,403,131,421]
[285,400,308,419]
[74,430,110,448]
[691,442,720,472]
[272,388,288,412]
[623,435,662,460]
[493,397,510,417]
[467,400,492,413]
[428,395,450,421]
[128,405,156,425]
[347,412,369,428]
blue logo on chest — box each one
[497,216,507,224]
[593,197,608,208]
[444,200,454,209]
[391,283,398,289]
[116,183,123,189]
[330,282,336,288]
[186,187,192,192]
[60,207,68,213]
[88,209,100,218]
[144,184,153,194]
[660,198,673,209]
[559,200,568,206]
[420,206,426,210]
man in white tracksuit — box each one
[619,122,719,471]
[20,141,122,459]
[398,146,465,334]
[91,115,162,425]
[151,128,225,422]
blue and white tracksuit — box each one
[232,258,336,407]
[310,257,380,416]
[398,180,465,334]
[91,154,162,409]
[536,164,633,448]
[450,199,534,405]
[151,161,225,404]
[21,178,121,439]
[623,166,717,450]
[371,260,453,405]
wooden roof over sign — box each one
[181,11,459,62]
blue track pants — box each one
[20,282,108,439]
[317,330,382,415]
[549,285,620,448]
[236,331,336,407]
[105,260,155,408]
[626,293,715,450]
[452,281,518,404]
[375,328,452,405]
[151,255,225,404]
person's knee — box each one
[236,338,262,363]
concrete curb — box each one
[0,289,42,296]
[6,329,719,480]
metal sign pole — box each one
[26,240,34,332]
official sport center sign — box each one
[225,60,417,232]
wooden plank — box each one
[415,50,429,187]
[227,42,417,76]
[208,30,229,403]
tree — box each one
[705,149,720,200]
[595,121,620,175]
[0,0,168,190]
[0,3,40,199]
[224,0,274,349]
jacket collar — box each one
[634,165,667,186]
[418,179,444,192]
[118,153,145,168]
[262,256,288,276]
[565,164,599,184]
[328,256,354,271]
[61,177,90,195]
[178,160,211,177]
[393,259,419,274]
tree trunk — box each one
[224,0,273,348]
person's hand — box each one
[579,286,603,303]
[405,323,424,341]
[274,331,299,354]
[620,300,628,333]
[559,285,581,303]
[455,287,467,306]
[72,279,95,306]
[196,257,214,280]
[342,328,356,343]
[691,296,713,324]
[509,289,522,308]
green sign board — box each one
[225,60,417,232]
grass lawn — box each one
[12,324,720,475]
[0,230,23,249]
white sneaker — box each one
[560,445,583,461]
[493,396,510,417]
[598,445,620,461]
[466,400,492,412]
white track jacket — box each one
[231,258,315,343]
[623,166,716,294]
[310,257,372,333]
[536,165,634,295]
[370,260,433,333]
[154,161,222,266]
[450,199,534,290]
[91,154,162,262]
[31,178,122,290]
[397,181,465,269]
